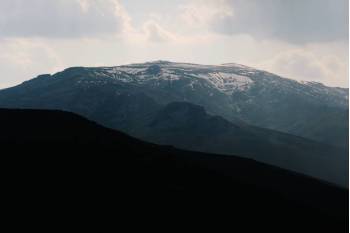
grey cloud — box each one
[143,21,174,43]
[0,0,126,38]
[211,0,348,43]
[260,49,348,87]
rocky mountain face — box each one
[1,61,347,147]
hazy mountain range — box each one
[0,61,348,186]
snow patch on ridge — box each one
[197,72,253,94]
[117,67,148,75]
[88,65,255,95]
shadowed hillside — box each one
[0,109,348,232]
[143,102,348,186]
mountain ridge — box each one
[0,60,347,147]
[10,60,349,90]
[141,101,348,186]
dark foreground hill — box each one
[0,109,348,232]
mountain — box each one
[0,61,347,148]
[0,61,347,186]
[0,108,348,232]
[141,102,347,186]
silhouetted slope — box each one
[144,102,348,186]
[0,109,348,232]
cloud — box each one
[142,20,176,43]
[180,0,348,44]
[179,0,233,32]
[258,48,348,87]
[0,39,63,89]
[0,0,131,38]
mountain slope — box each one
[0,108,348,232]
[0,61,347,147]
[142,102,348,186]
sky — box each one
[0,0,348,89]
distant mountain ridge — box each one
[142,101,348,186]
[1,60,347,147]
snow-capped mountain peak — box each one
[53,61,348,110]
[79,61,347,103]
[86,61,256,95]
[0,60,347,150]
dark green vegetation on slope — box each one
[0,109,348,232]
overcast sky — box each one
[0,0,348,88]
